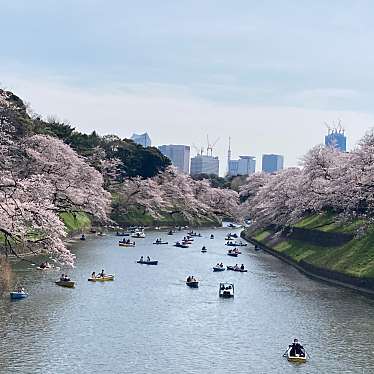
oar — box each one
[282,348,289,357]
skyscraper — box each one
[228,156,256,176]
[158,144,190,174]
[325,129,347,152]
[190,155,219,176]
[131,133,152,147]
[262,154,284,173]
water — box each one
[1,227,374,374]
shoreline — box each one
[241,230,374,297]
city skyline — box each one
[2,1,374,170]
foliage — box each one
[240,130,374,230]
[0,91,111,265]
[191,173,231,189]
[112,167,240,224]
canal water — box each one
[1,227,374,374]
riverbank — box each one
[241,213,374,296]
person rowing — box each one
[146,256,150,262]
[140,256,144,262]
[240,264,245,270]
[99,269,105,278]
[289,339,305,357]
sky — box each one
[1,0,374,174]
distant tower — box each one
[324,121,347,152]
[227,137,232,175]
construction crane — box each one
[192,143,204,156]
[206,135,220,156]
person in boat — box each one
[146,256,150,262]
[202,246,206,251]
[39,262,46,269]
[140,256,144,262]
[220,262,223,267]
[64,274,70,281]
[187,276,191,282]
[216,263,220,267]
[289,339,305,357]
[17,286,24,293]
[100,269,105,278]
[240,264,245,270]
[91,271,96,279]
[234,264,239,270]
[60,274,65,281]
[210,234,214,239]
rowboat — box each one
[285,347,307,363]
[118,242,135,247]
[174,242,189,248]
[55,280,75,288]
[186,280,199,288]
[213,266,225,272]
[226,242,247,247]
[227,266,247,272]
[88,275,114,282]
[37,264,54,271]
[131,232,145,238]
[219,282,234,298]
[137,260,158,265]
[10,291,28,300]
[116,232,130,237]
[227,252,238,257]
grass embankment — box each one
[59,212,92,234]
[249,213,374,278]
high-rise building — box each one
[325,129,347,152]
[190,155,219,176]
[131,133,152,147]
[158,144,190,174]
[262,154,284,173]
[228,156,256,176]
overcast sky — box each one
[1,0,374,174]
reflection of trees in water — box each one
[0,258,12,295]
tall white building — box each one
[131,132,152,147]
[190,155,219,176]
[228,156,256,176]
[158,144,190,174]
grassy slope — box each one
[59,212,91,233]
[251,213,374,278]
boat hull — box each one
[10,292,28,300]
[137,261,158,265]
[186,281,199,288]
[55,280,75,288]
[88,275,114,282]
[118,242,135,247]
[286,348,307,363]
[227,266,247,272]
[213,267,225,272]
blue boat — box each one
[10,291,28,300]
